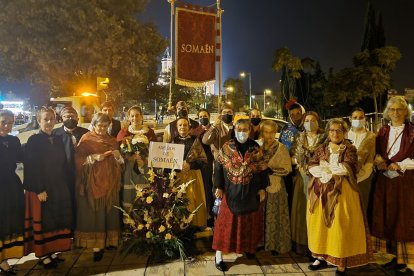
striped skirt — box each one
[24,192,72,258]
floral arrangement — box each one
[120,133,150,158]
[116,168,201,262]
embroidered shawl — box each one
[75,131,122,211]
[307,140,357,227]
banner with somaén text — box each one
[175,7,216,87]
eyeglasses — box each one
[329,129,343,134]
[389,108,405,113]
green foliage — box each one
[324,46,401,125]
[223,77,247,112]
[263,106,277,118]
[0,0,166,102]
[272,47,303,101]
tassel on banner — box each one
[175,79,212,88]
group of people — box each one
[1,95,413,275]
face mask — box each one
[235,131,249,143]
[63,118,78,129]
[221,114,233,124]
[177,109,188,118]
[250,118,261,126]
[303,121,318,132]
[199,117,209,126]
[352,119,365,129]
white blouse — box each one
[387,124,414,172]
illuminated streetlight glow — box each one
[240,71,252,109]
[263,89,271,110]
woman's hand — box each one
[215,188,223,199]
[376,162,388,171]
[258,189,266,202]
[182,161,190,173]
[388,162,401,171]
[258,163,268,171]
[38,191,48,202]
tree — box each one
[223,77,247,112]
[0,0,166,103]
[271,47,302,102]
[325,46,401,128]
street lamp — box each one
[225,86,234,101]
[264,89,271,110]
[240,72,252,109]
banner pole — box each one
[168,0,175,111]
[216,0,223,113]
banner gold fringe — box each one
[175,78,214,88]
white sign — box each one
[148,142,185,170]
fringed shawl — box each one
[307,140,357,227]
[75,131,122,211]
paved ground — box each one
[5,238,413,276]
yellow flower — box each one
[145,223,151,229]
[137,224,144,230]
[135,188,143,198]
[148,168,156,182]
[165,233,172,240]
[146,196,153,204]
[163,193,169,198]
[159,225,166,233]
[146,231,152,239]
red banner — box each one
[175,7,216,87]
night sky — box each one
[142,0,414,95]
[1,0,413,100]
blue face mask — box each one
[235,131,249,143]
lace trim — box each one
[127,125,149,135]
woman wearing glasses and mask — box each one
[306,118,373,275]
[371,96,414,272]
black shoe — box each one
[336,268,347,275]
[51,256,65,263]
[41,258,58,269]
[214,257,227,272]
[93,250,104,262]
[382,257,407,270]
[308,259,328,271]
[245,252,255,259]
[0,267,17,275]
[271,250,279,256]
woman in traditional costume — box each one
[212,119,266,272]
[291,111,326,255]
[116,105,156,212]
[75,113,124,262]
[257,120,292,255]
[307,118,373,275]
[172,117,208,228]
[0,110,25,274]
[24,107,73,268]
[345,107,375,216]
[371,96,414,273]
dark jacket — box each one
[214,139,267,215]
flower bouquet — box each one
[120,133,150,158]
[116,168,201,262]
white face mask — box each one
[235,131,249,143]
[304,121,318,132]
[351,119,365,129]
